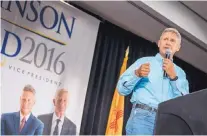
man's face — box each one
[158,31,180,57]
[53,91,68,114]
[20,91,35,115]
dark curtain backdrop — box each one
[80,23,129,135]
[67,2,207,135]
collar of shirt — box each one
[20,112,31,123]
[155,53,173,63]
[52,112,64,125]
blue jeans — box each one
[126,107,156,135]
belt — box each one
[134,103,157,112]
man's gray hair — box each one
[161,28,182,45]
[23,84,36,95]
[54,88,68,98]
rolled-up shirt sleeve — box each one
[117,58,146,96]
[170,69,189,97]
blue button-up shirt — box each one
[117,53,189,108]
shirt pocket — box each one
[148,63,163,84]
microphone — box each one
[163,49,171,77]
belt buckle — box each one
[149,106,156,112]
[152,108,157,112]
[149,107,153,112]
[155,108,157,112]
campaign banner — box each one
[1,1,99,134]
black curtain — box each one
[80,22,129,135]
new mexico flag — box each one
[105,47,129,135]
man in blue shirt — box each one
[117,28,189,135]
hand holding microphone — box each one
[163,49,176,79]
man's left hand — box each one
[163,58,177,79]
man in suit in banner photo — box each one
[38,89,76,135]
[1,84,44,135]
